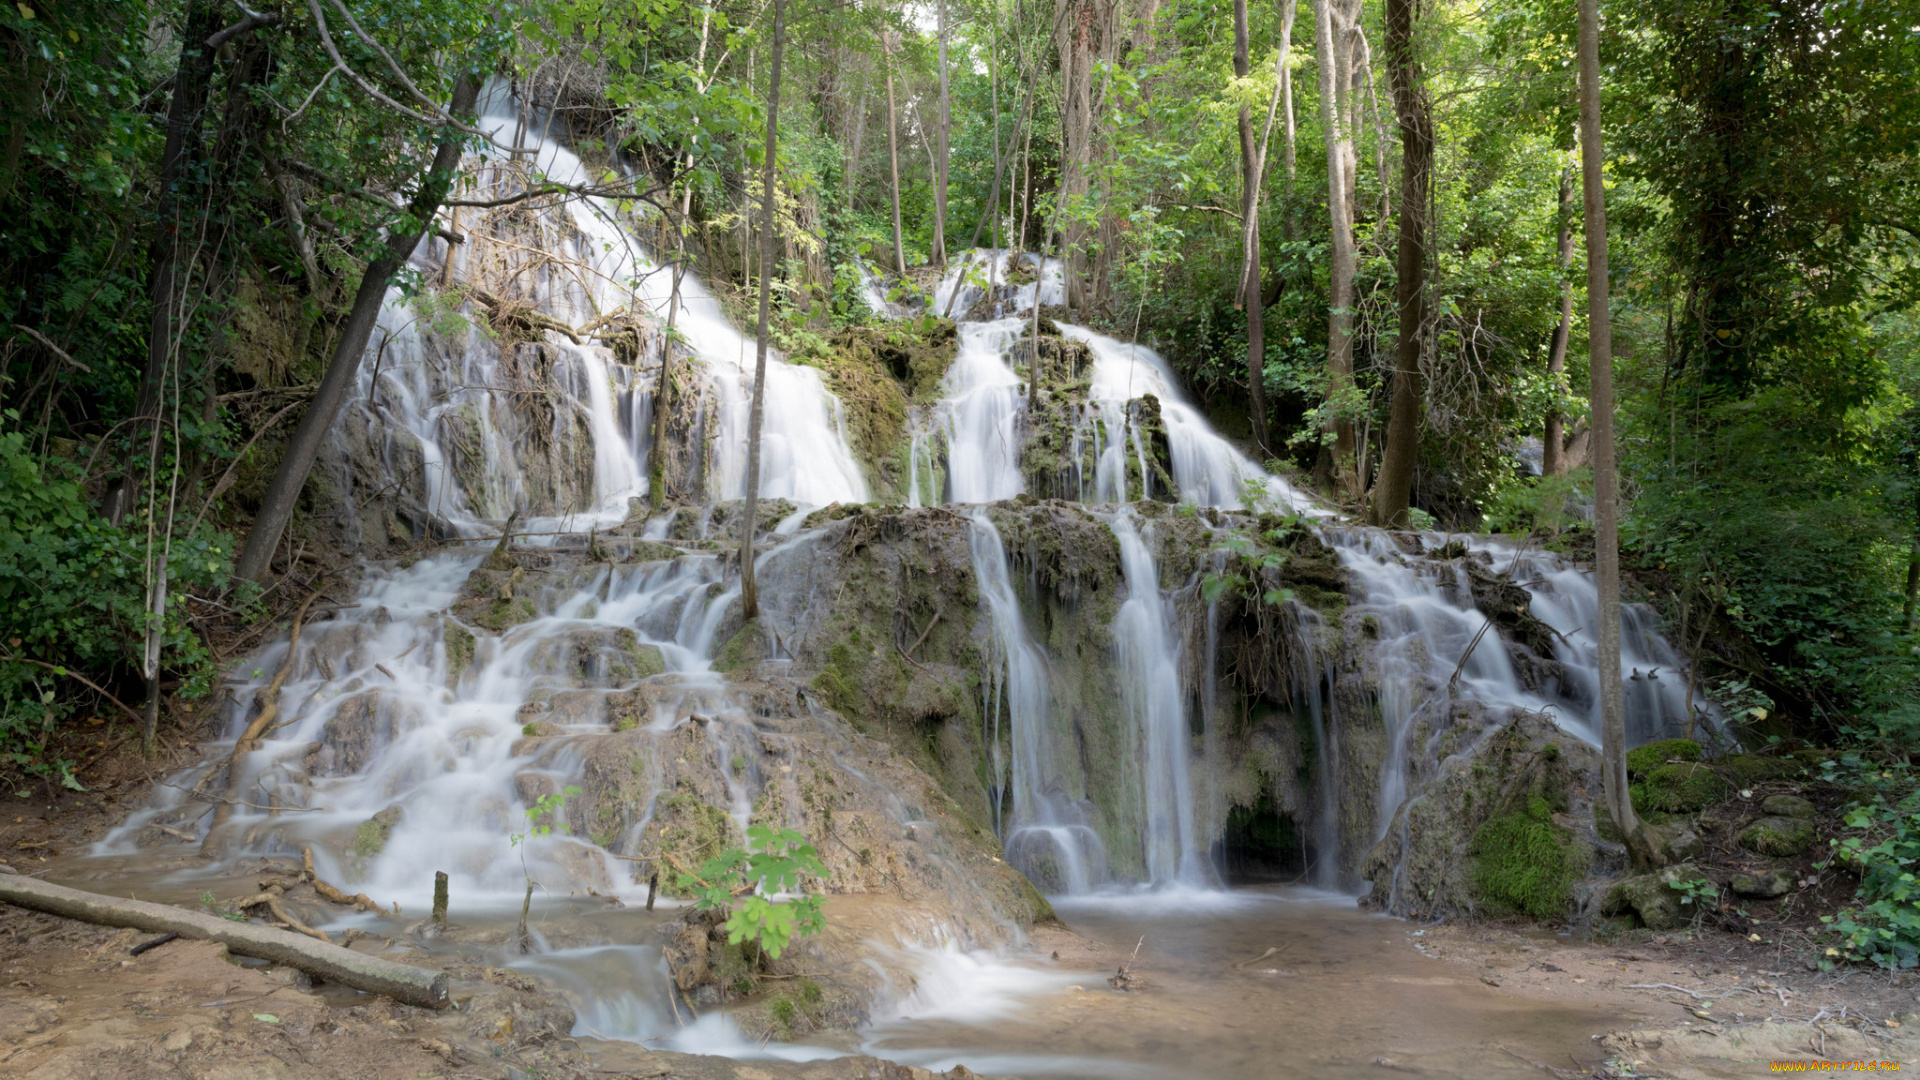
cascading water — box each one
[967,513,1107,893]
[1110,512,1214,889]
[339,85,865,541]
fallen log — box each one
[0,875,449,1009]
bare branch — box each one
[207,2,281,49]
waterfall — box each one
[939,321,1031,504]
[1110,513,1214,888]
[341,85,866,540]
[967,513,1106,893]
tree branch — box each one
[207,3,281,49]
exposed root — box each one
[303,847,386,914]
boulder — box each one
[1722,754,1803,786]
[1605,864,1706,931]
[1635,762,1726,813]
[1759,793,1815,820]
[1730,869,1795,898]
[350,804,405,858]
[1644,821,1705,863]
[1626,738,1702,777]
[1739,815,1817,857]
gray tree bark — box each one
[884,33,907,274]
[1369,0,1432,528]
[0,874,449,1008]
[1579,0,1650,865]
[235,74,481,582]
[1543,169,1575,477]
[740,0,788,621]
[1313,0,1360,496]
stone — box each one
[1605,864,1706,932]
[1722,754,1803,786]
[1739,816,1817,858]
[1636,762,1726,813]
[1626,738,1702,777]
[350,804,404,858]
[1760,794,1815,820]
[1646,822,1705,863]
[1730,869,1795,898]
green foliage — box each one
[510,786,581,848]
[0,422,240,775]
[1482,469,1590,537]
[676,824,827,960]
[1819,756,1920,970]
[1470,795,1582,918]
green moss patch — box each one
[1626,738,1702,777]
[1470,796,1586,918]
[1633,761,1726,813]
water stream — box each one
[78,93,1707,1076]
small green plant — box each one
[1818,756,1920,969]
[676,824,827,960]
[510,786,581,848]
[1200,530,1293,607]
[1669,874,1720,910]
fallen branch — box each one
[0,874,449,1008]
[303,848,385,914]
[1,658,143,725]
[202,581,329,854]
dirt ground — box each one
[2,722,1916,1079]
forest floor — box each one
[0,678,1912,1078]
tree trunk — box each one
[1543,168,1575,477]
[1579,0,1649,866]
[649,255,684,511]
[1234,0,1271,456]
[884,34,907,275]
[1369,0,1432,527]
[1281,0,1298,241]
[234,74,482,583]
[1314,0,1360,496]
[933,0,951,267]
[0,874,450,1009]
[107,0,226,525]
[740,0,788,621]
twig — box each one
[0,658,143,724]
[1447,619,1496,690]
[159,781,322,812]
[906,608,942,659]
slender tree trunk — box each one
[1281,0,1298,242]
[1543,168,1575,476]
[1314,0,1359,496]
[108,0,225,524]
[235,74,481,582]
[933,0,951,267]
[1579,0,1648,866]
[884,34,907,274]
[1370,0,1431,527]
[1905,531,1919,632]
[1234,0,1271,456]
[649,255,685,511]
[739,0,788,621]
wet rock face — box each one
[1361,712,1603,920]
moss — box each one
[1722,753,1804,786]
[810,639,863,713]
[652,787,735,897]
[444,622,476,685]
[624,540,682,563]
[1634,761,1726,813]
[349,805,404,858]
[713,619,770,674]
[1738,815,1817,857]
[1626,738,1703,777]
[1470,795,1585,918]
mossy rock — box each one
[1738,815,1817,857]
[625,540,683,564]
[455,594,538,633]
[650,788,735,897]
[1760,793,1815,820]
[1469,795,1588,918]
[1626,738,1702,777]
[444,621,476,686]
[713,619,771,674]
[349,804,405,858]
[1604,864,1705,931]
[1633,761,1726,813]
[1722,754,1805,786]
